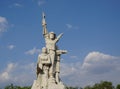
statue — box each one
[31,13,67,89]
[36,47,51,89]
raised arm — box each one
[42,12,48,37]
[55,33,63,42]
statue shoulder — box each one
[44,34,49,39]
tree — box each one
[116,84,120,89]
[4,84,31,89]
[83,81,114,89]
[99,81,114,89]
[84,85,92,89]
[93,81,114,89]
[5,84,14,89]
[66,86,81,89]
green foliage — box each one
[2,81,119,89]
[83,81,114,89]
[116,84,120,89]
[66,86,82,89]
[66,86,77,89]
[84,85,92,89]
[98,81,114,89]
[4,84,31,89]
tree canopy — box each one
[2,81,120,89]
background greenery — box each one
[2,81,120,89]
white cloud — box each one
[0,16,8,34]
[11,62,36,86]
[38,0,45,6]
[25,47,41,55]
[0,52,120,88]
[66,24,72,29]
[61,52,120,87]
[0,63,17,82]
[60,62,81,77]
[82,52,119,74]
[70,55,78,59]
[66,24,79,30]
[9,3,23,8]
[13,3,23,7]
[7,45,15,50]
[33,0,45,6]
[0,62,35,87]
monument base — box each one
[31,80,66,89]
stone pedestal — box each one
[31,80,66,89]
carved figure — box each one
[42,13,63,80]
[55,47,67,83]
[31,13,67,89]
[37,47,51,89]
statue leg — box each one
[55,60,60,83]
[49,50,56,77]
[55,72,60,83]
[48,50,56,83]
[41,65,49,89]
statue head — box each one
[42,47,47,53]
[49,32,56,40]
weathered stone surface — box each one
[31,13,67,89]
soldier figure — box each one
[42,13,63,81]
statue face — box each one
[42,47,47,53]
[49,33,55,40]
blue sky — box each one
[0,0,120,88]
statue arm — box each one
[43,26,49,38]
[55,33,63,42]
[37,55,43,69]
[42,12,49,38]
[56,50,67,56]
[36,55,43,76]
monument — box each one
[31,13,67,89]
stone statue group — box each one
[31,13,67,89]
